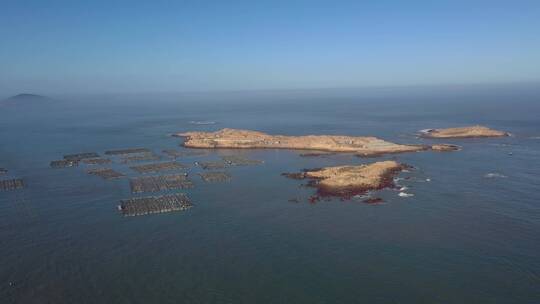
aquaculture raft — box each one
[0,179,24,191]
[222,156,264,166]
[198,161,228,170]
[130,174,194,193]
[87,168,125,180]
[130,161,186,174]
[105,148,151,155]
[0,168,7,175]
[82,158,112,165]
[120,153,161,163]
[199,172,231,182]
[63,152,100,161]
[50,160,78,168]
[162,149,207,158]
[118,193,192,216]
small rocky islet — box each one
[283,161,407,200]
[420,125,509,139]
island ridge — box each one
[176,128,458,156]
[421,125,509,138]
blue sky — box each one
[1,0,539,94]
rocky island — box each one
[421,125,509,138]
[283,160,406,199]
[176,128,457,156]
[1,93,52,106]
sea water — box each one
[1,85,539,303]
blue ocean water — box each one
[1,85,539,303]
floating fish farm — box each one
[63,152,100,161]
[120,153,161,163]
[129,174,193,193]
[199,172,231,182]
[41,144,269,217]
[222,156,264,166]
[82,158,112,165]
[130,161,186,174]
[87,168,125,180]
[50,160,79,168]
[0,178,24,191]
[118,193,192,216]
[197,161,228,170]
[105,148,151,155]
[162,149,208,158]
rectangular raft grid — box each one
[118,193,192,216]
[63,152,100,161]
[198,161,228,170]
[199,172,231,182]
[162,149,208,158]
[130,174,194,193]
[130,161,186,174]
[105,148,151,155]
[50,160,79,168]
[87,168,125,180]
[120,153,161,163]
[0,179,24,191]
[82,158,112,165]
[222,156,264,166]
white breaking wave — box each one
[484,173,507,178]
[189,121,217,125]
[418,129,434,134]
[399,192,414,197]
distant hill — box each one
[1,93,53,106]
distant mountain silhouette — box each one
[1,93,53,106]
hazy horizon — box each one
[3,81,540,101]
